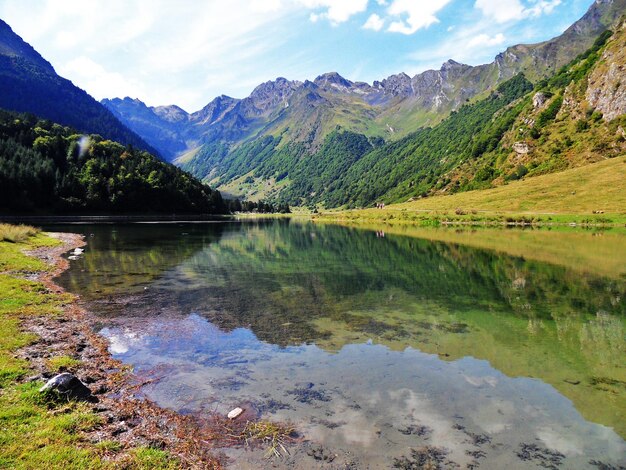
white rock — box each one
[227,407,244,419]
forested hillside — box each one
[0,110,226,214]
[441,27,626,194]
[0,20,158,156]
[103,0,626,199]
[215,22,626,209]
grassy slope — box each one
[0,226,177,469]
[397,155,626,213]
[314,155,626,223]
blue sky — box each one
[0,0,595,112]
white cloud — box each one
[363,14,385,31]
[59,56,145,100]
[0,0,299,110]
[298,0,369,24]
[404,19,513,73]
[475,0,525,23]
[525,0,562,17]
[386,0,452,35]
[475,0,561,23]
[467,32,506,48]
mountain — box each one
[0,19,158,156]
[103,0,626,206]
[101,97,192,159]
[292,20,626,208]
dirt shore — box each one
[18,232,231,468]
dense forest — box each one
[0,110,227,214]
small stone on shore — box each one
[40,372,94,401]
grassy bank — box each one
[313,156,626,226]
[0,226,178,469]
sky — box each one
[0,0,596,112]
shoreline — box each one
[2,210,625,229]
[8,231,281,468]
[19,232,223,467]
[0,215,232,224]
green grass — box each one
[124,447,179,469]
[0,226,181,469]
[315,156,626,226]
[47,356,82,373]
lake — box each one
[53,221,626,469]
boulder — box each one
[533,92,547,109]
[40,372,93,401]
[512,142,530,154]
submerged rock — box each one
[39,372,93,401]
[227,407,244,419]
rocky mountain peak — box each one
[375,72,412,97]
[251,77,299,96]
[101,97,151,115]
[191,94,239,125]
[152,104,189,124]
[248,77,301,114]
[440,59,469,72]
[313,72,354,91]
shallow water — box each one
[54,221,626,469]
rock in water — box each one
[39,373,93,401]
[227,407,244,419]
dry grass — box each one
[221,419,295,459]
[393,156,626,214]
[240,420,294,458]
[0,223,40,243]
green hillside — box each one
[0,110,226,214]
[313,155,626,224]
[224,23,625,210]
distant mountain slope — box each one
[104,0,626,179]
[436,25,626,198]
[0,19,158,156]
[220,18,625,209]
[285,73,536,207]
[102,97,191,159]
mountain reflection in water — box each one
[55,221,626,469]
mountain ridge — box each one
[104,0,626,175]
[0,19,159,156]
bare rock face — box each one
[533,92,548,109]
[40,372,94,401]
[513,142,531,154]
[374,72,412,98]
[586,21,626,121]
